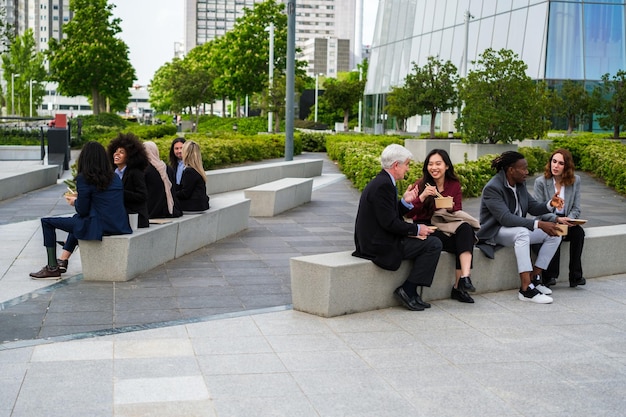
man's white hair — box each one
[380,144,413,169]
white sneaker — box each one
[532,276,553,295]
[518,287,553,304]
[535,283,553,295]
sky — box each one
[109,0,378,87]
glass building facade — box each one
[364,0,626,132]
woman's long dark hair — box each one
[76,141,114,191]
[418,149,459,187]
[107,133,148,171]
[169,137,186,171]
[415,149,458,213]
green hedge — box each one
[551,135,626,194]
[151,133,301,170]
[325,135,551,196]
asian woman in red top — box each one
[407,149,476,303]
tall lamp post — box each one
[266,23,274,133]
[314,73,319,123]
[11,73,20,116]
[29,79,33,118]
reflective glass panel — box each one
[583,3,626,79]
[492,13,511,51]
[522,3,549,79]
[546,2,583,79]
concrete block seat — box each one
[79,196,250,282]
[205,158,322,195]
[290,225,626,317]
[244,177,313,217]
[0,165,58,202]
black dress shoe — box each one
[413,292,431,308]
[451,286,475,303]
[393,287,424,311]
[543,276,557,287]
[569,277,586,287]
[459,276,476,292]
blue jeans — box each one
[41,216,79,252]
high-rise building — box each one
[365,0,626,133]
[2,0,71,51]
[184,0,359,71]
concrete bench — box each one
[79,197,250,282]
[0,165,58,202]
[205,158,322,195]
[290,225,626,317]
[244,177,313,217]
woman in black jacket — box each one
[107,133,150,228]
[177,140,210,212]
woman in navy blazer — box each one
[30,141,132,279]
[534,148,586,287]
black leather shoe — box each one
[543,276,557,287]
[451,286,474,303]
[569,277,586,287]
[459,276,476,292]
[393,287,424,311]
[413,292,431,308]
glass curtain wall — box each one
[365,0,626,133]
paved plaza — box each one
[1,152,626,416]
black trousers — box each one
[432,222,475,270]
[400,235,442,287]
[543,224,585,280]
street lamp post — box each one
[314,73,319,123]
[29,79,33,118]
[358,66,363,132]
[266,23,274,133]
[11,73,20,116]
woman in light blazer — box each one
[534,148,586,288]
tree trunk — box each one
[91,89,106,115]
[614,125,620,139]
[430,110,437,138]
[343,110,350,132]
[274,115,281,132]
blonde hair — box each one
[182,141,207,183]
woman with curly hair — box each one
[534,148,586,288]
[176,140,210,212]
[30,141,131,279]
[107,133,150,228]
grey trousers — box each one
[494,226,561,273]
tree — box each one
[207,0,289,116]
[403,56,459,137]
[385,85,414,131]
[47,0,135,114]
[592,70,626,139]
[148,60,177,113]
[456,48,550,143]
[553,80,591,134]
[1,29,46,116]
[169,56,216,128]
[320,72,366,131]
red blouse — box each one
[408,178,463,223]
